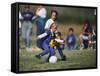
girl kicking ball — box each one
[35,23,57,61]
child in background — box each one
[66,28,76,50]
[35,6,47,50]
[45,10,58,30]
[21,6,34,51]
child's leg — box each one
[83,40,88,49]
[92,35,96,49]
[70,44,75,50]
[35,17,45,50]
[79,34,84,46]
[36,42,50,58]
[21,21,27,47]
[57,45,66,60]
[58,49,64,58]
[49,47,55,56]
[26,22,32,48]
[67,44,71,50]
[46,47,55,62]
[36,38,44,50]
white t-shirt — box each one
[37,8,47,18]
[19,12,23,20]
[45,19,54,30]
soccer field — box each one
[19,24,96,72]
[19,48,96,71]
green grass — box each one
[19,49,96,71]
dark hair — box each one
[51,10,58,16]
[84,20,89,24]
[69,27,74,32]
[83,20,93,33]
[84,20,90,26]
[83,20,90,29]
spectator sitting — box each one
[66,27,76,50]
[79,20,93,49]
[89,29,96,49]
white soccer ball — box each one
[49,56,57,63]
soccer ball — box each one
[49,56,57,63]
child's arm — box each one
[37,32,47,39]
[32,16,37,20]
[55,38,64,43]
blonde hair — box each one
[50,23,57,29]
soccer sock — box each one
[39,51,49,57]
[58,49,64,59]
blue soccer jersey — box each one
[43,30,55,44]
[36,30,55,58]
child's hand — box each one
[37,36,40,40]
[55,38,64,44]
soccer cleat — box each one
[61,55,66,61]
[35,55,41,59]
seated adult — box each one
[79,20,93,49]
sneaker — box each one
[80,44,84,50]
[26,47,29,51]
[34,47,41,51]
[29,47,33,52]
[26,47,33,52]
